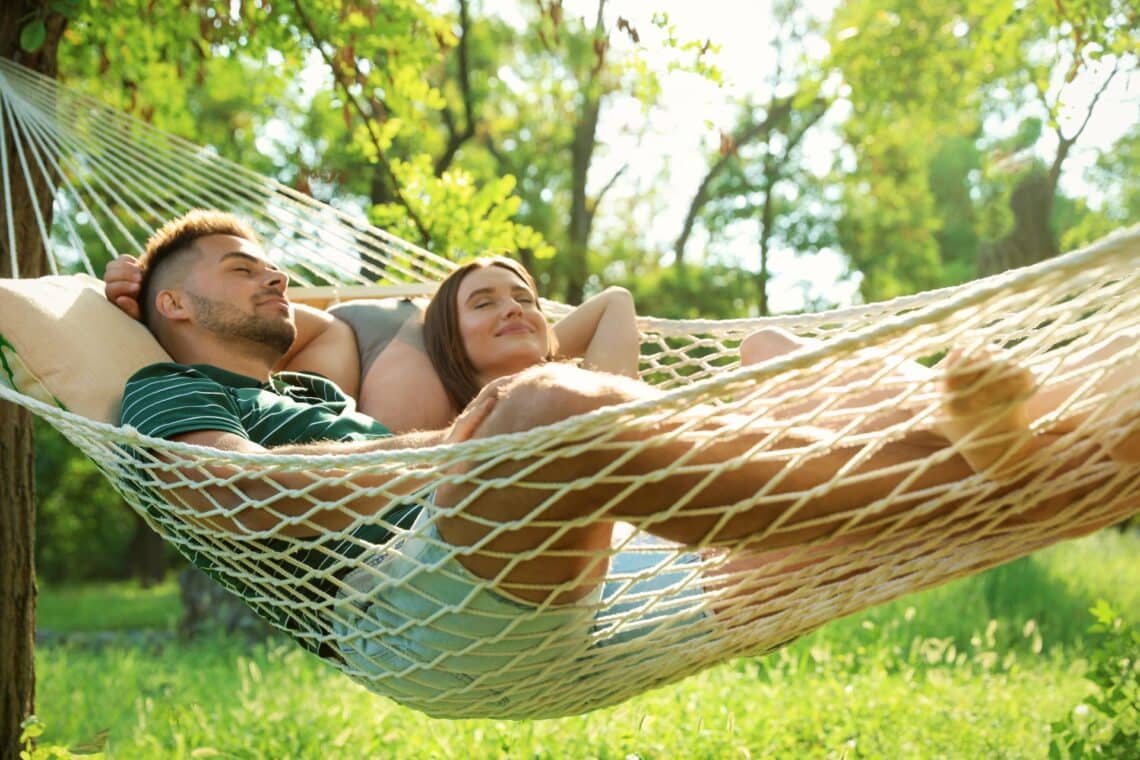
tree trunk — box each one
[976,170,1059,277]
[756,158,778,317]
[566,92,600,305]
[1,7,66,758]
[126,513,168,588]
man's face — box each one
[180,234,297,355]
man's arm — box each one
[150,389,499,538]
[277,306,361,398]
[104,255,359,395]
[552,287,639,378]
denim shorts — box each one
[332,510,707,718]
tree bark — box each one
[1,6,66,758]
[976,170,1059,276]
[562,0,608,306]
[126,513,168,588]
[566,92,600,305]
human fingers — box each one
[105,255,143,320]
[105,254,142,284]
[445,389,500,444]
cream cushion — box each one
[0,274,171,423]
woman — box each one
[335,257,750,715]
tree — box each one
[1,4,68,756]
[1059,124,1140,249]
[673,0,834,315]
[828,0,1137,300]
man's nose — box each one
[264,269,288,293]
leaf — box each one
[50,0,82,14]
[20,19,47,54]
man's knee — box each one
[741,327,806,366]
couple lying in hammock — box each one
[105,209,1138,713]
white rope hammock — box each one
[1,58,1138,720]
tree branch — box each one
[435,0,477,175]
[1049,60,1119,194]
[585,163,627,229]
[289,0,432,244]
[673,96,797,264]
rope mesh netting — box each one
[2,58,1138,718]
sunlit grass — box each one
[32,530,1138,758]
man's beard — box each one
[185,292,296,356]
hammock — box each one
[1,58,1138,720]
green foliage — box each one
[828,0,1137,299]
[367,159,554,260]
[1049,602,1140,758]
[625,262,758,320]
[20,19,46,53]
[38,580,181,632]
[20,715,105,759]
[33,420,140,583]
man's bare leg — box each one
[740,327,936,432]
[1021,330,1140,463]
[433,363,979,604]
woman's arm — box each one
[552,286,639,378]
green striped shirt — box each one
[121,362,419,657]
[121,362,391,444]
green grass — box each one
[37,578,181,632]
[31,530,1139,759]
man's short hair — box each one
[138,209,261,326]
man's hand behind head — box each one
[105,254,143,321]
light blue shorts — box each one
[332,510,708,718]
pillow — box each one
[0,273,171,423]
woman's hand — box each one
[444,376,510,444]
[104,254,143,320]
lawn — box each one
[31,529,1139,759]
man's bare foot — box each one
[938,348,1038,475]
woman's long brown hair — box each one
[423,257,557,411]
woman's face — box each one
[456,264,549,383]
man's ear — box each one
[154,289,190,322]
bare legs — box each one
[433,363,972,603]
[432,328,1139,606]
[742,326,1140,467]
